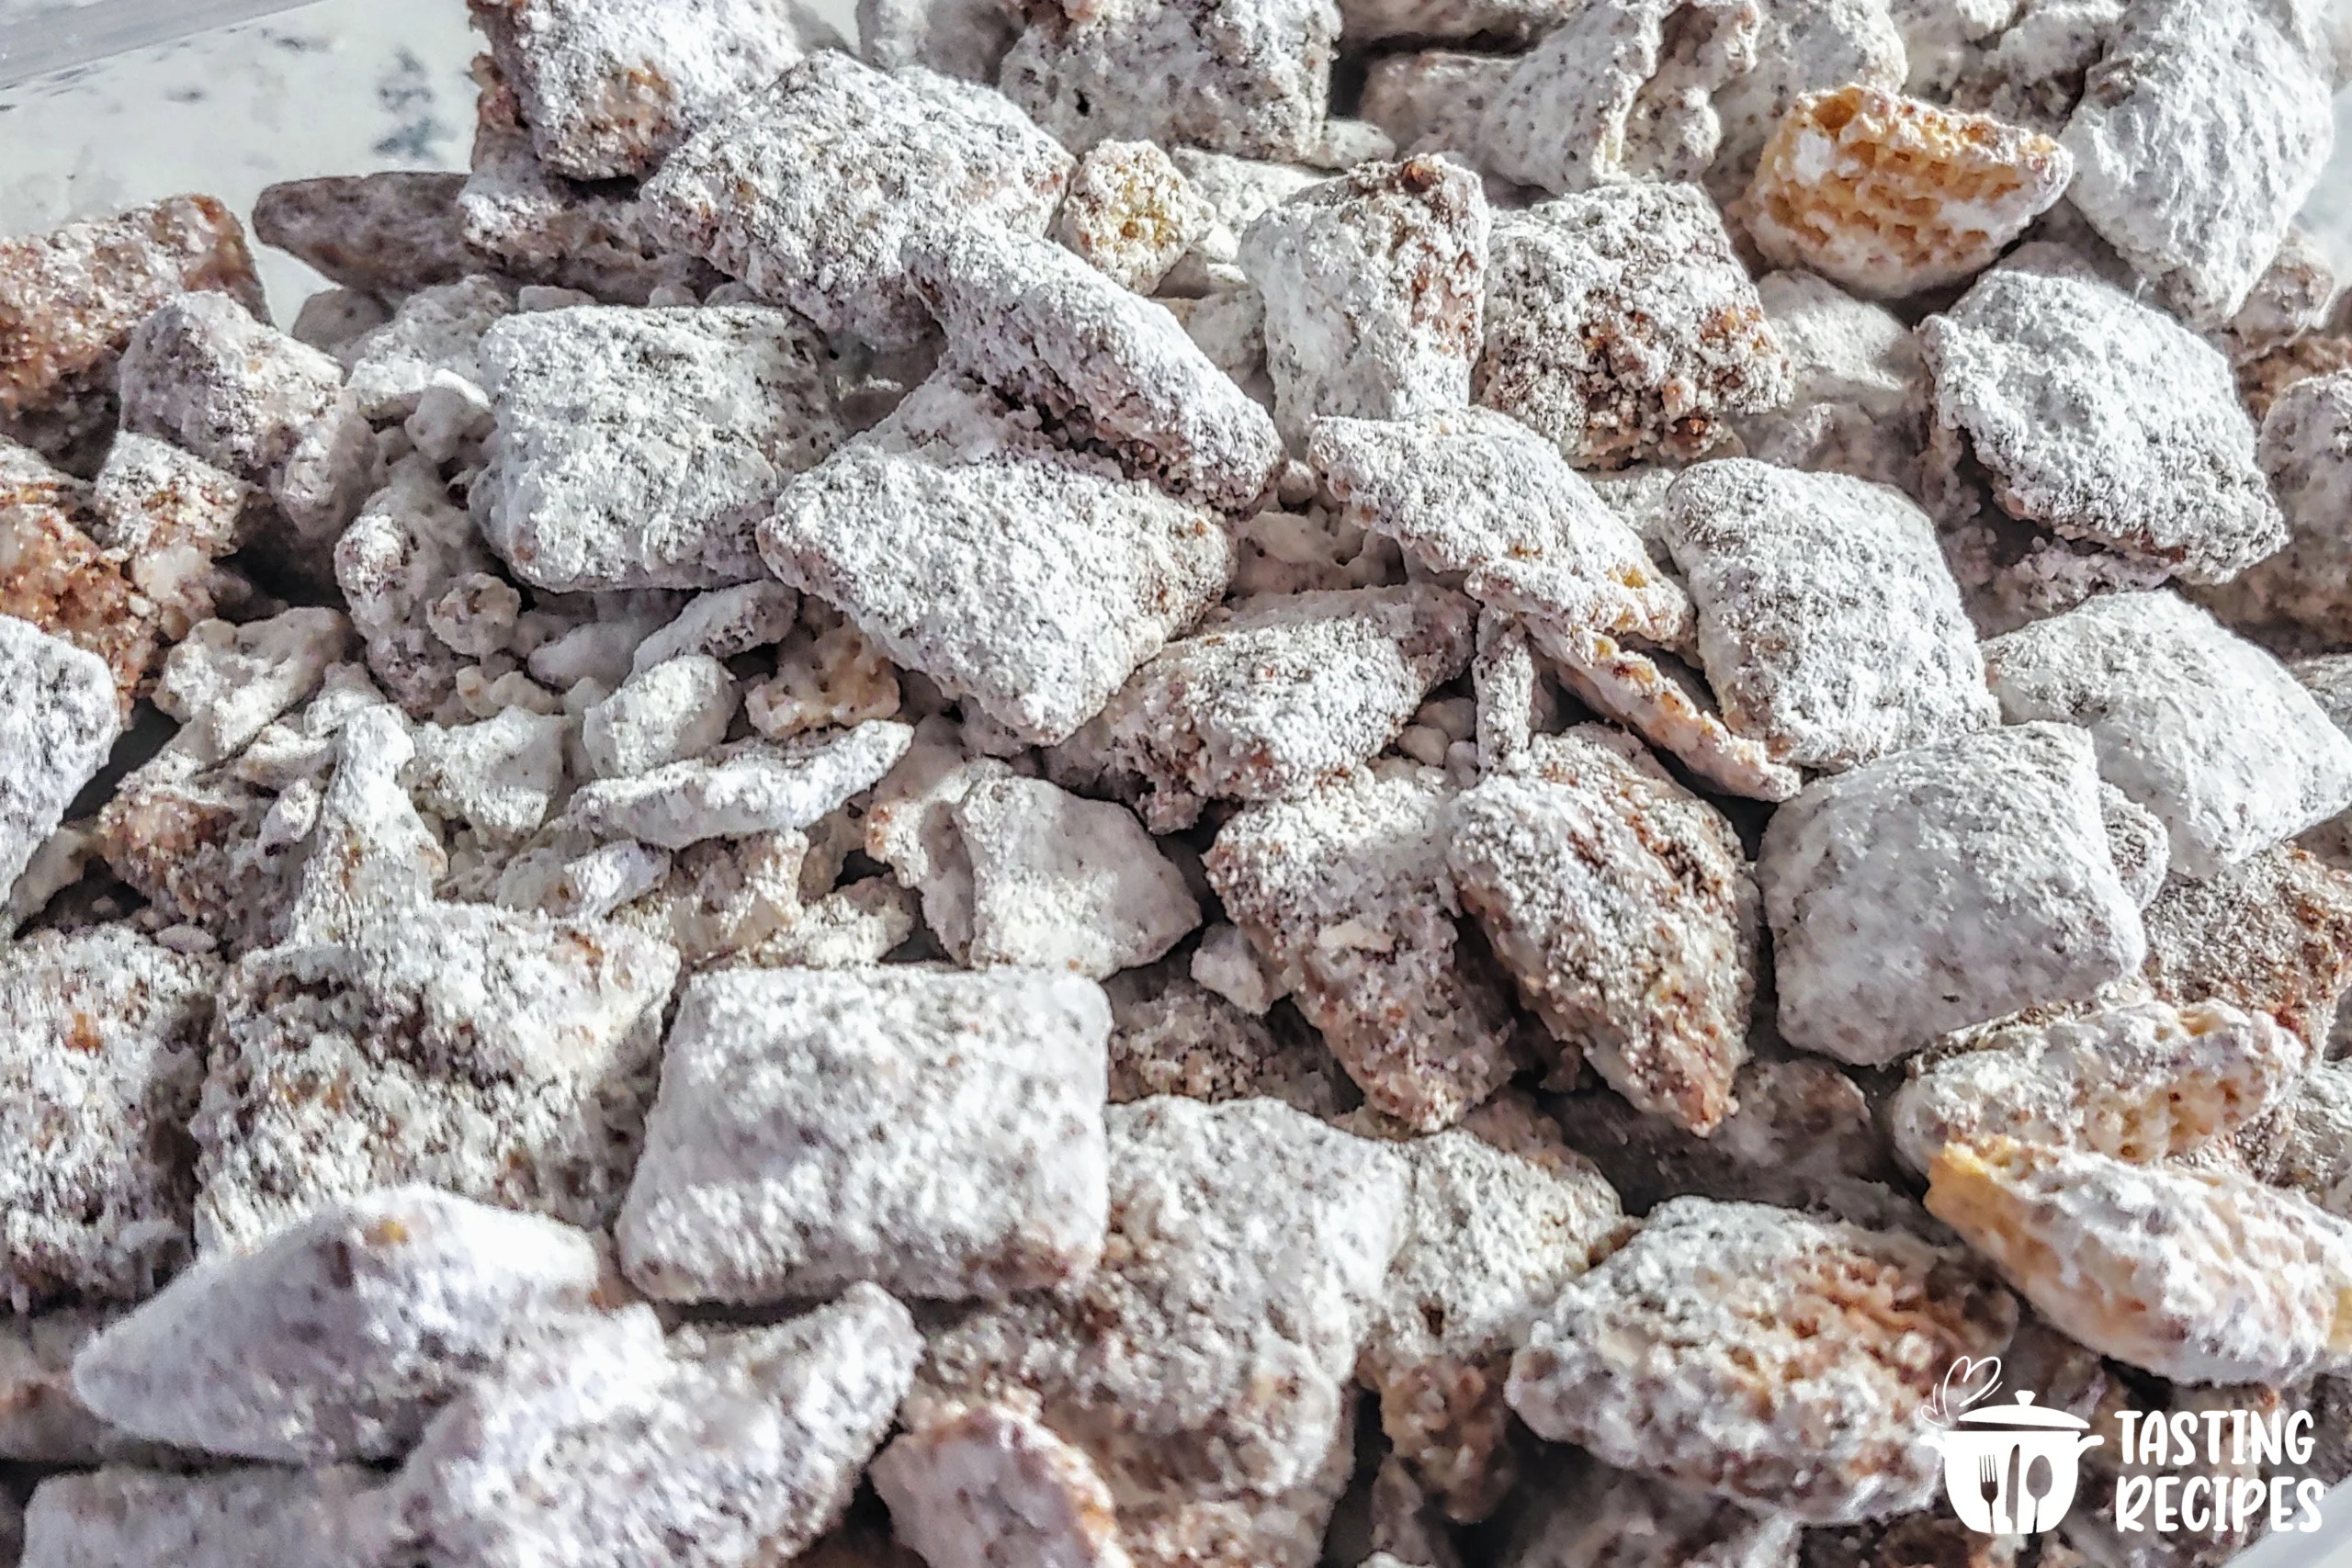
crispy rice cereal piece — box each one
[72,1188,602,1463]
[1103,965,1349,1114]
[1703,0,1908,195]
[1476,185,1790,468]
[2277,1063,2352,1219]
[2139,844,2352,1055]
[762,376,1233,746]
[1000,0,1339,163]
[1205,764,1519,1130]
[1927,1138,2352,1384]
[475,305,843,592]
[1238,157,1489,446]
[1311,410,1695,647]
[1362,1128,1627,1521]
[1920,267,2285,583]
[1058,141,1219,295]
[907,223,1283,511]
[643,54,1071,347]
[1477,0,1763,196]
[1984,592,2352,879]
[0,930,214,1310]
[616,966,1108,1302]
[581,655,740,777]
[1449,728,1758,1134]
[251,172,474,298]
[2060,0,2335,326]
[1,439,157,711]
[1888,998,2306,1177]
[1739,86,2073,299]
[1759,721,2145,1066]
[389,1288,921,1568]
[1051,585,1476,831]
[1500,1461,1801,1568]
[913,1095,1409,1505]
[954,775,1201,976]
[2198,370,2352,644]
[873,1404,1131,1568]
[567,722,911,849]
[1735,271,1920,489]
[0,615,119,891]
[20,1464,389,1568]
[1507,1198,2016,1523]
[1661,460,1996,771]
[0,197,266,449]
[1532,627,1804,803]
[1358,51,1517,160]
[471,0,810,181]
[86,434,254,644]
[336,457,503,718]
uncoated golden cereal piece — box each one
[1740,86,2074,299]
[1927,1137,2352,1385]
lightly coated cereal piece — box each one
[1927,1137,2352,1385]
[1703,0,1908,195]
[0,614,119,892]
[2197,369,2352,645]
[1476,184,1791,468]
[1111,1385,1360,1568]
[1238,157,1489,446]
[19,1464,390,1568]
[335,456,504,717]
[1759,721,2146,1066]
[387,1287,921,1568]
[2276,1063,2352,1219]
[1506,1197,2018,1523]
[1447,729,1758,1136]
[1102,964,1350,1115]
[1358,50,1518,160]
[954,774,1202,976]
[1532,627,1805,803]
[1057,140,1219,296]
[631,581,798,674]
[474,305,845,592]
[642,53,1072,348]
[761,375,1233,746]
[580,655,741,778]
[85,434,254,645]
[1660,459,1998,772]
[153,610,353,769]
[2137,844,2352,1056]
[1207,764,1520,1131]
[566,721,912,849]
[872,1403,1130,1568]
[1919,266,2285,584]
[72,1187,603,1463]
[1336,0,1573,44]
[1983,592,2352,880]
[616,966,1109,1303]
[250,171,474,299]
[1739,85,2074,299]
[1,438,158,714]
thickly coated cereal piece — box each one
[568,722,910,849]
[1532,627,1804,802]
[153,610,351,767]
[0,930,214,1310]
[1112,1385,1359,1568]
[72,1188,602,1462]
[1500,1461,1801,1568]
[2277,1064,2352,1218]
[1984,592,2352,879]
[1477,0,1763,196]
[873,1404,1128,1568]
[1734,270,1920,489]
[1058,141,1218,294]
[1104,965,1346,1112]
[762,376,1233,745]
[862,727,1010,959]
[860,0,1020,79]
[1207,765,1518,1130]
[1052,585,1476,831]
[1,439,157,711]
[1740,86,2072,298]
[1001,0,1339,162]
[1450,729,1758,1134]
[632,581,797,673]
[1888,999,2305,1176]
[1661,460,1996,771]
[643,54,1071,347]
[955,775,1201,976]
[471,0,811,180]
[1704,0,1908,194]
[915,1095,1409,1503]
[390,1288,921,1568]
[1238,157,1488,445]
[476,305,843,591]
[252,172,474,298]
[1476,185,1790,468]
[1510,1199,2014,1522]
[618,966,1108,1302]
[336,457,502,716]
[1927,1138,2352,1384]
[1760,722,2145,1065]
[581,655,740,777]
[407,706,568,840]
[86,434,254,643]
[19,1464,389,1568]
[1358,51,1517,159]
[907,224,1283,510]
[0,615,119,890]
[1887,0,2017,95]
[2138,845,2352,1056]
[458,65,671,304]
[1311,410,1694,648]
[2060,0,2335,326]
[2199,370,2352,643]
[340,276,512,422]
[1920,267,2284,583]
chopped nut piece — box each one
[954,774,1201,976]
[251,171,475,298]
[2139,844,2352,1056]
[20,1464,389,1568]
[1532,627,1804,803]
[1704,0,1908,194]
[0,615,119,891]
[568,721,910,850]
[1,438,158,711]
[1059,140,1219,295]
[2197,370,2352,645]
[874,1404,1130,1568]
[1506,1198,2018,1523]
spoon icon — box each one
[2021,1452,2055,1533]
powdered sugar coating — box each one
[2277,1064,2352,1220]
[1733,270,1921,489]
[2138,844,2352,1056]
[1703,0,1908,195]
[251,172,473,299]
[567,722,912,849]
[873,1404,1130,1568]
[1102,967,1347,1115]
[2197,370,2352,643]
[19,1464,389,1568]
[1532,626,1804,802]
[0,615,119,891]
[955,774,1201,976]
[581,656,740,778]
[1358,51,1517,159]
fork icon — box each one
[1978,1452,2004,1532]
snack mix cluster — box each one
[4,0,2352,1563]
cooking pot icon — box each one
[1928,1393,2104,1534]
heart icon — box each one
[1937,1356,2003,1422]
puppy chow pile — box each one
[0,0,2350,1563]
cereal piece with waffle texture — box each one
[476,305,844,592]
[1532,626,1804,802]
[744,603,903,740]
[1,438,157,712]
[1207,764,1519,1130]
[1057,141,1219,295]
[873,1404,1130,1568]
[1660,460,1996,772]
[2138,844,2352,1055]
[251,172,474,299]
[1759,721,2145,1065]
[1476,185,1790,468]
[1506,1198,2018,1523]
[1448,729,1758,1135]
[643,54,1071,348]
[1238,157,1489,445]
[1927,1137,2352,1385]
[761,376,1233,746]
[1739,86,2073,299]
[1703,0,1908,195]
[2197,370,2352,644]
[20,1464,390,1568]
[1984,592,2352,880]
[953,774,1201,976]
[0,615,119,891]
